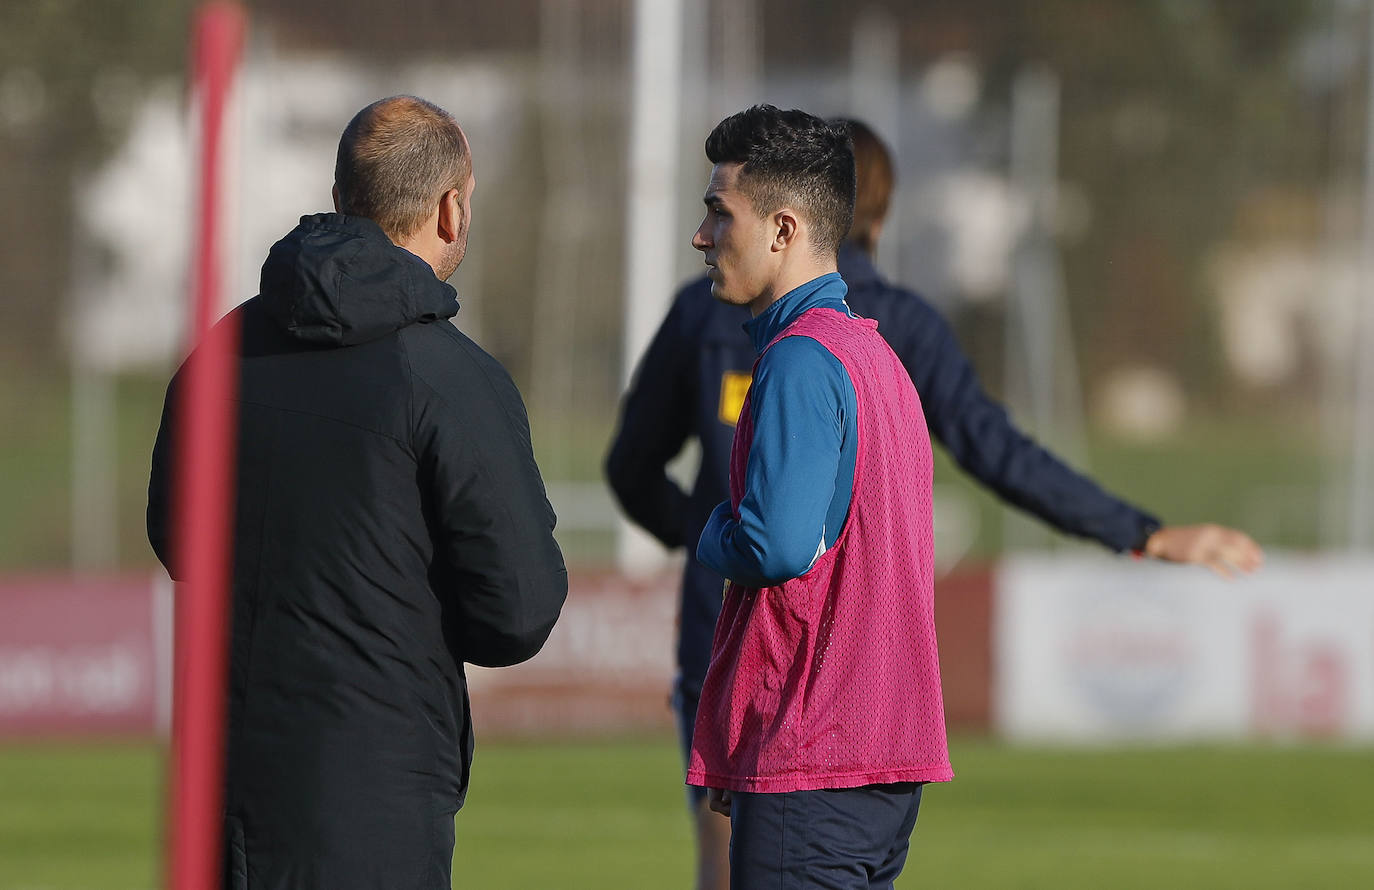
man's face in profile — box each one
[692,162,777,309]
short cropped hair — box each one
[334,96,471,240]
[705,105,855,257]
[833,119,895,254]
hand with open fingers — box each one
[707,787,733,817]
[1143,524,1264,578]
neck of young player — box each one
[748,249,839,317]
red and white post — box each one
[168,3,245,888]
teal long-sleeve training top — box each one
[696,273,859,588]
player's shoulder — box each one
[670,275,716,320]
[674,274,715,306]
[400,319,521,410]
[670,275,750,340]
[759,333,845,381]
[846,277,938,322]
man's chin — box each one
[708,280,744,306]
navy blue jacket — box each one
[605,243,1159,691]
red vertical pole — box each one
[168,4,244,889]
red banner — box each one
[0,575,165,737]
[468,565,994,736]
[0,565,993,741]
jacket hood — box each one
[259,213,458,346]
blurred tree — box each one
[0,0,1344,568]
[0,0,191,369]
[767,0,1328,411]
[241,0,544,55]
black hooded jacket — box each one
[147,213,567,888]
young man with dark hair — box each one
[683,104,950,888]
[607,115,1263,889]
[148,96,568,889]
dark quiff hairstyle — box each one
[705,104,856,257]
[832,119,895,254]
[334,95,471,240]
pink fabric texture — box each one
[687,307,952,793]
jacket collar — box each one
[259,213,458,347]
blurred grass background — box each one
[3,736,1371,889]
[0,371,1331,569]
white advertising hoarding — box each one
[995,554,1374,742]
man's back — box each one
[149,213,567,889]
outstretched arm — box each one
[1143,524,1264,578]
[883,298,1153,547]
[882,297,1262,572]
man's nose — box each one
[692,222,710,251]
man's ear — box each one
[437,188,463,243]
[772,209,799,251]
[332,184,342,214]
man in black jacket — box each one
[148,95,568,890]
[605,119,1262,890]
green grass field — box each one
[1,735,1371,889]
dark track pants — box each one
[728,782,924,890]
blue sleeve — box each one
[883,297,1159,552]
[604,288,698,548]
[696,336,853,587]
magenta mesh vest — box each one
[686,307,952,793]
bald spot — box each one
[334,95,471,240]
